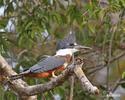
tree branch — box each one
[69,75,75,100]
[0,54,99,98]
[88,51,125,74]
[74,58,99,95]
[69,54,75,100]
[0,55,37,100]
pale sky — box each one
[0,6,5,16]
[0,6,15,32]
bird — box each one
[10,32,91,80]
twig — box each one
[17,49,28,60]
[79,49,96,55]
[118,81,125,84]
[111,76,122,92]
[88,51,125,74]
[1,16,18,19]
[69,75,74,100]
[117,59,121,74]
[41,94,46,100]
[69,54,75,100]
[107,29,115,96]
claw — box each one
[52,72,57,78]
[50,72,57,80]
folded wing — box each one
[22,56,66,74]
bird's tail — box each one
[9,70,30,81]
[9,74,24,81]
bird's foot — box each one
[50,72,57,80]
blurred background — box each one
[0,0,125,100]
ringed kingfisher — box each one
[10,32,91,80]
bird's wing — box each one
[27,56,66,74]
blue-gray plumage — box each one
[56,33,76,51]
[24,56,66,74]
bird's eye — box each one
[69,43,74,46]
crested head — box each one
[56,32,76,51]
[55,31,92,56]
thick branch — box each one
[0,55,37,100]
[0,54,99,97]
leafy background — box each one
[0,0,125,100]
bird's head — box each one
[56,32,91,56]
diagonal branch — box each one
[88,51,125,74]
[74,58,99,95]
[0,55,37,100]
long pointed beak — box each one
[74,45,92,50]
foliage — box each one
[0,0,125,100]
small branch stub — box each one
[74,57,99,95]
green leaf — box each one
[0,0,4,6]
[76,16,83,25]
[70,13,75,25]
[99,9,105,21]
[18,35,23,46]
[120,0,125,7]
[37,31,42,40]
[0,19,9,28]
[60,14,67,24]
[1,38,9,52]
[122,72,125,79]
[31,32,35,38]
[4,2,14,14]
[25,22,32,30]
[88,23,95,33]
[89,1,93,11]
[1,53,10,58]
